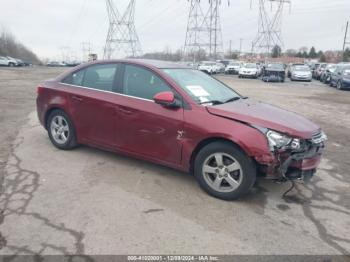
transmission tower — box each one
[251,0,290,55]
[184,0,229,61]
[103,0,142,59]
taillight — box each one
[37,85,44,95]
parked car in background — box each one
[198,61,217,74]
[0,56,10,66]
[329,64,350,90]
[47,61,66,67]
[215,62,226,74]
[225,62,241,75]
[261,63,285,82]
[287,63,304,78]
[290,65,312,82]
[315,63,327,80]
[65,61,82,67]
[36,59,327,200]
[6,56,19,67]
[22,60,33,66]
[15,58,25,66]
[309,63,320,78]
[0,56,16,67]
[320,64,336,84]
[238,63,258,78]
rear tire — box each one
[194,141,256,200]
[47,109,78,150]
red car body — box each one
[37,59,325,183]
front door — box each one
[116,64,184,164]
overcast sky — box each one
[1,0,349,60]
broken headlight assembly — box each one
[266,130,301,152]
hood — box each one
[206,99,320,138]
[199,65,212,69]
[293,71,311,75]
[227,65,240,69]
[241,68,257,72]
[266,68,284,72]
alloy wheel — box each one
[202,153,243,193]
[50,115,70,144]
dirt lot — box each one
[0,67,350,257]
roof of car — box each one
[104,59,191,69]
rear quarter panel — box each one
[36,81,71,129]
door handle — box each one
[72,96,83,102]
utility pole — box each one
[251,0,291,55]
[343,21,349,52]
[104,0,142,59]
[239,38,243,55]
[81,42,92,62]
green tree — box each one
[320,53,327,62]
[309,47,317,58]
[271,45,282,58]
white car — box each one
[215,62,225,74]
[225,62,241,75]
[6,56,19,66]
[239,63,259,78]
[290,65,312,82]
[198,61,217,74]
[0,56,16,67]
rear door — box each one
[62,63,121,147]
[115,64,184,164]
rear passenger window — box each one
[82,64,118,92]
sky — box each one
[0,0,349,60]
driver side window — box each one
[123,65,172,100]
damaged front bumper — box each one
[256,136,325,182]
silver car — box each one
[291,65,312,82]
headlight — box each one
[266,130,293,151]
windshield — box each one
[162,69,241,105]
[244,63,256,68]
[343,67,350,75]
[267,63,284,70]
[201,62,215,66]
[229,63,240,66]
[294,66,310,71]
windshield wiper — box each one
[224,97,241,103]
[199,100,224,105]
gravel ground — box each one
[0,67,349,258]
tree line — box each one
[272,45,350,62]
[0,29,41,64]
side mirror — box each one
[153,91,180,108]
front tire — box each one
[47,109,78,150]
[194,142,256,200]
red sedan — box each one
[36,59,327,200]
